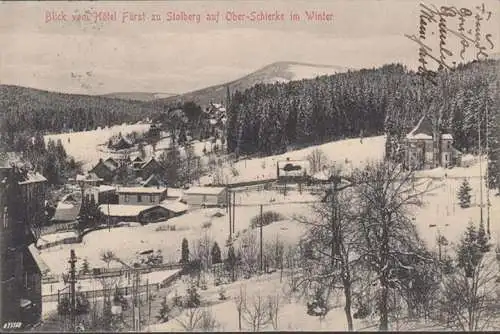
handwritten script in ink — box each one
[405,3,495,85]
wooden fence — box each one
[43,269,183,303]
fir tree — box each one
[458,178,472,208]
[157,296,171,322]
[81,258,90,274]
[180,238,190,264]
[211,242,222,264]
[186,284,201,308]
[457,222,483,277]
[477,220,490,253]
[225,245,238,281]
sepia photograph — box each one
[0,0,500,331]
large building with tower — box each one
[403,116,461,170]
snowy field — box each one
[38,193,313,275]
[44,123,151,171]
[145,271,444,332]
[200,136,385,184]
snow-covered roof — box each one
[441,134,453,140]
[116,186,167,194]
[184,186,226,195]
[28,244,50,274]
[277,159,310,169]
[52,201,80,222]
[160,201,189,213]
[166,188,184,198]
[76,173,103,182]
[98,185,116,192]
[99,204,155,217]
[312,170,331,181]
[407,133,433,140]
[18,172,47,184]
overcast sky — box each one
[1,0,498,95]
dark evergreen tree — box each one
[81,258,90,274]
[180,238,190,264]
[211,242,222,264]
[225,245,238,281]
[457,222,483,278]
[458,178,472,208]
[477,220,490,253]
[157,296,171,322]
[186,284,201,308]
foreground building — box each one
[0,153,47,327]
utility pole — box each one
[228,190,232,239]
[232,192,236,233]
[68,249,77,332]
[260,204,263,273]
[479,111,484,227]
[486,104,491,237]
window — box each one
[150,195,154,203]
[447,142,451,150]
[445,154,448,161]
[137,195,142,203]
[124,194,129,203]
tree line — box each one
[226,60,498,159]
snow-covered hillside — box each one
[287,63,345,80]
[44,123,151,171]
[201,136,386,184]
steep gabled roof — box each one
[406,116,434,139]
[142,174,165,187]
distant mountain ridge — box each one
[102,92,178,102]
[153,61,348,106]
[0,60,349,136]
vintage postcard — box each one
[1,0,500,332]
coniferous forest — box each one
[226,60,499,160]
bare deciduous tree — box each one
[306,148,329,175]
[192,232,213,270]
[439,254,500,330]
[100,250,116,269]
[267,293,281,330]
[296,170,359,331]
[352,161,436,331]
[176,307,220,331]
[242,293,271,332]
[234,284,247,331]
[238,231,259,276]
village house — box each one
[51,193,81,225]
[89,158,120,183]
[141,174,166,188]
[116,186,168,205]
[89,156,165,185]
[140,157,164,180]
[0,153,47,327]
[75,173,104,187]
[276,158,310,183]
[183,186,227,208]
[403,115,462,170]
[99,202,187,225]
[109,136,134,151]
[85,185,118,205]
[160,201,189,218]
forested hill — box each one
[226,60,499,157]
[0,85,159,145]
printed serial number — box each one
[3,322,22,329]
